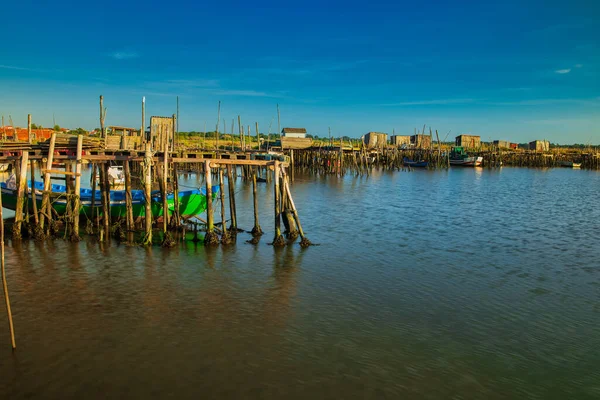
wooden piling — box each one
[143,143,153,245]
[71,135,83,241]
[251,167,263,237]
[282,170,311,247]
[204,160,219,245]
[39,132,57,232]
[226,165,237,234]
[161,151,169,233]
[90,163,98,234]
[218,167,231,244]
[124,160,134,233]
[30,160,39,226]
[100,163,110,241]
[272,161,285,246]
[12,150,28,239]
[0,186,16,349]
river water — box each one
[1,167,599,399]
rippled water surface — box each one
[1,167,599,399]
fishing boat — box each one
[403,157,428,168]
[559,161,582,168]
[0,178,219,221]
[449,147,483,167]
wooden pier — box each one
[0,133,311,248]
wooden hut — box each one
[493,140,511,149]
[529,140,550,152]
[390,135,411,147]
[363,132,388,149]
[455,134,481,149]
[281,127,312,149]
[410,134,431,149]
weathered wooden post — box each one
[272,161,285,246]
[100,163,111,241]
[282,171,311,247]
[226,164,237,235]
[71,134,83,241]
[124,160,134,233]
[251,166,263,237]
[90,163,99,233]
[161,150,169,233]
[218,166,231,244]
[30,160,39,227]
[170,161,180,229]
[143,143,153,245]
[12,151,29,239]
[0,187,16,349]
[39,132,57,232]
[204,160,219,245]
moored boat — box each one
[403,157,428,168]
[0,179,219,221]
[449,146,483,167]
[559,161,582,168]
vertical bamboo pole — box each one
[72,134,83,240]
[204,160,218,245]
[238,115,244,151]
[215,100,221,150]
[255,122,260,151]
[141,96,146,144]
[272,161,284,246]
[39,132,57,230]
[0,187,16,349]
[226,165,237,233]
[12,151,28,239]
[99,95,106,139]
[27,114,32,144]
[143,143,152,245]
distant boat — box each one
[559,161,582,168]
[449,147,483,167]
[1,177,218,221]
[403,157,428,168]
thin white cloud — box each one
[487,98,600,106]
[574,64,583,68]
[111,51,139,60]
[213,89,281,98]
[381,98,477,106]
[555,68,571,74]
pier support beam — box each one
[271,161,285,246]
[12,150,28,240]
[143,143,153,245]
[71,135,83,241]
[204,160,219,245]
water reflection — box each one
[1,168,600,399]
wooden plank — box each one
[42,169,81,176]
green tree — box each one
[53,124,61,132]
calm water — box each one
[1,167,599,399]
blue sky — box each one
[0,0,598,144]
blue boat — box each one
[403,157,428,168]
